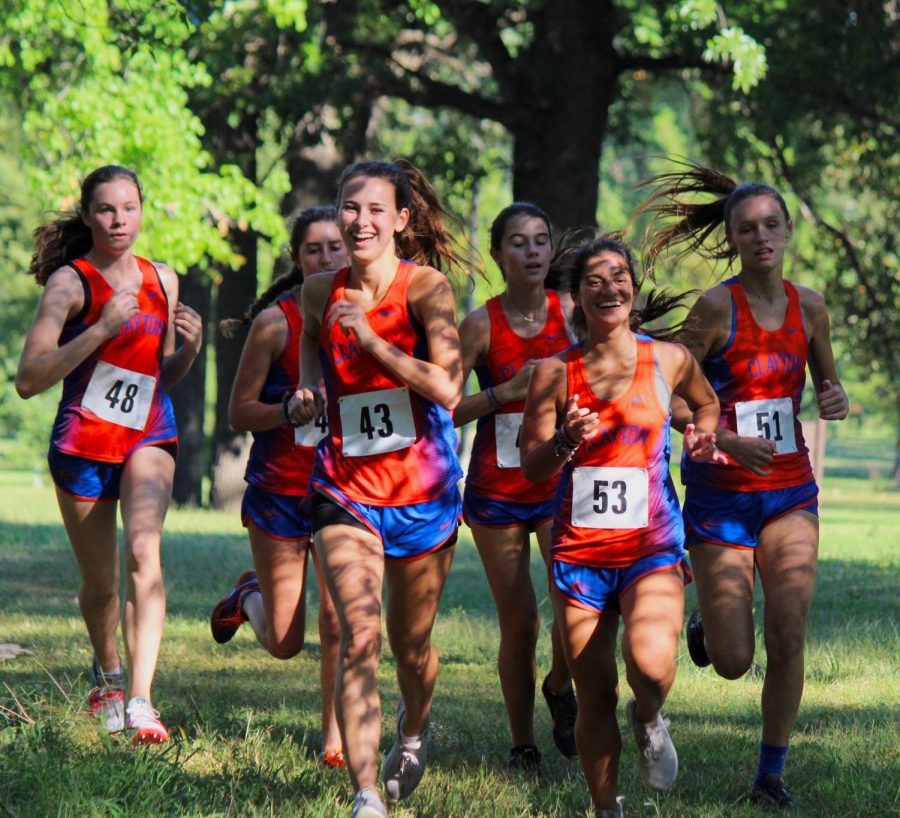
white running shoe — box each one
[126,697,169,746]
[88,656,125,733]
[625,698,677,791]
[350,787,388,818]
[381,701,429,802]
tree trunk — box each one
[170,269,211,506]
[209,227,258,510]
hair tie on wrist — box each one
[485,386,502,411]
[281,391,301,427]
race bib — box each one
[294,412,328,447]
[495,412,524,468]
[339,387,416,457]
[81,361,156,431]
[734,397,796,454]
[571,467,648,529]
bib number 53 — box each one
[571,467,649,529]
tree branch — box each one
[617,52,726,75]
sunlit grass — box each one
[1,438,897,817]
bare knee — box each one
[709,644,754,679]
[79,581,118,610]
[765,620,807,665]
[268,636,304,661]
[318,609,342,651]
[498,608,540,651]
[342,624,382,669]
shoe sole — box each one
[686,609,711,667]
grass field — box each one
[0,436,897,817]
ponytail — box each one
[220,205,337,338]
[561,233,695,342]
[29,164,142,286]
[637,158,791,271]
[336,158,478,281]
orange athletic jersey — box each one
[310,261,462,506]
[683,277,813,491]
[466,291,573,503]
[552,336,684,568]
[50,256,177,463]
[244,293,326,495]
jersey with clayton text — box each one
[244,293,325,495]
[552,336,684,568]
[50,256,177,463]
[466,290,573,503]
[682,277,813,492]
[310,261,462,506]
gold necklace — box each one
[506,294,545,323]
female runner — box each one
[209,206,346,767]
[521,236,722,817]
[287,159,471,818]
[16,165,202,744]
[639,163,848,810]
[455,203,577,770]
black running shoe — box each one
[507,744,542,774]
[750,774,800,812]
[686,608,711,667]
[541,674,578,758]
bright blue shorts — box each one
[241,483,311,540]
[310,484,461,561]
[684,480,818,550]
[552,548,690,614]
[48,443,177,502]
[463,490,556,532]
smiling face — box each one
[573,250,635,331]
[726,194,793,275]
[491,213,552,286]
[338,175,410,266]
[294,220,347,276]
[82,178,143,254]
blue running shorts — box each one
[463,490,557,532]
[310,484,461,561]
[241,483,312,540]
[684,480,818,550]
[552,548,690,614]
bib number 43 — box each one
[339,387,416,456]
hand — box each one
[99,289,140,337]
[496,359,541,403]
[683,423,727,464]
[326,299,377,348]
[561,393,599,444]
[288,386,325,426]
[817,379,849,420]
[173,302,203,355]
[717,430,776,476]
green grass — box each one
[1,439,898,817]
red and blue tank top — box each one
[552,336,684,568]
[310,261,462,506]
[466,290,573,503]
[244,293,326,496]
[50,256,177,463]
[682,277,813,492]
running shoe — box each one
[686,608,711,667]
[318,748,346,769]
[126,697,169,745]
[87,656,125,734]
[350,787,388,818]
[596,796,625,818]
[210,569,259,644]
[625,698,677,791]
[381,701,429,802]
[541,674,578,758]
[507,744,542,774]
[750,774,800,812]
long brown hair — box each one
[336,158,476,281]
[637,159,791,270]
[219,206,338,338]
[29,165,143,286]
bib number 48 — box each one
[82,361,156,431]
